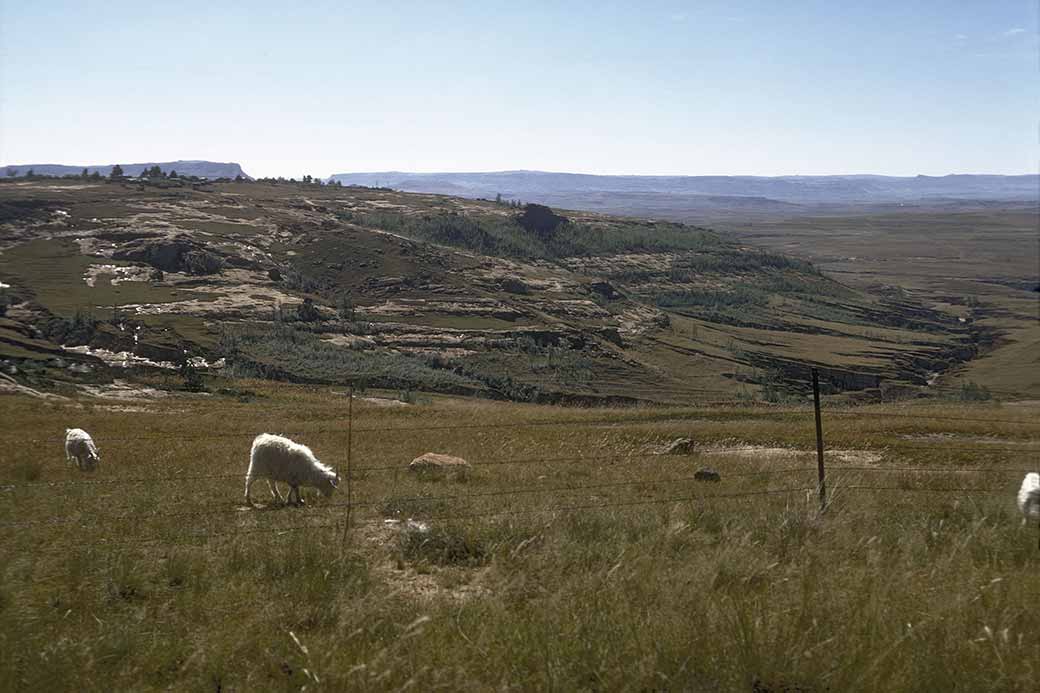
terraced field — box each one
[0,178,996,404]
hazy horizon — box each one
[3,161,1038,180]
[2,1,1037,179]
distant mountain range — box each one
[3,160,250,180]
[328,170,1039,217]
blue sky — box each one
[1,1,1036,178]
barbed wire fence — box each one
[2,368,1039,555]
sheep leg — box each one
[245,475,254,505]
[268,480,285,503]
[293,486,305,506]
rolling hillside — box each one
[0,177,995,404]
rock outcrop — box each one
[409,453,471,479]
[112,236,225,275]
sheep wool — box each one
[64,428,100,472]
[1017,472,1040,522]
[245,433,338,506]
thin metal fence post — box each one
[812,368,826,512]
[341,383,354,549]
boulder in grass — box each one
[694,467,721,482]
[409,452,471,479]
[660,437,695,455]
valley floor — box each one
[719,203,1040,399]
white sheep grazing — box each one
[1017,473,1040,524]
[245,433,337,506]
[64,428,100,472]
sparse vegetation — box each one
[397,524,489,567]
[178,358,206,392]
[295,297,321,322]
[336,292,355,321]
[0,178,1030,409]
[225,322,476,391]
[655,285,768,310]
[40,309,98,346]
[281,266,324,293]
[341,208,719,259]
[955,381,993,402]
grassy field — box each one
[2,383,1038,691]
[0,239,191,317]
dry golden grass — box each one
[1,383,1039,690]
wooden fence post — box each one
[812,368,827,512]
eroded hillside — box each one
[0,178,980,403]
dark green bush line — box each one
[219,323,560,400]
[654,286,768,310]
[339,210,542,257]
[219,323,476,391]
[338,209,720,259]
[668,249,820,277]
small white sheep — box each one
[1017,472,1040,524]
[245,433,337,506]
[64,428,100,472]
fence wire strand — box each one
[3,405,1038,448]
[3,396,1037,554]
[14,486,817,557]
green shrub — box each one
[41,309,97,346]
[281,267,323,293]
[182,251,223,275]
[956,381,992,401]
[516,204,568,240]
[179,360,207,392]
[295,297,321,322]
